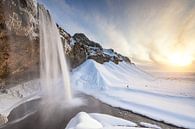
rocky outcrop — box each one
[67,33,131,68]
[57,25,71,53]
[0,0,39,87]
[0,114,8,125]
[57,27,132,68]
[0,0,37,38]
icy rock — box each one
[0,114,8,125]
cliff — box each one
[0,0,132,88]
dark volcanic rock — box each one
[67,43,87,68]
[73,33,103,49]
[67,33,131,68]
[55,28,132,68]
[57,25,71,54]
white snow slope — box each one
[65,112,147,129]
[71,59,195,129]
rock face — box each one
[57,25,72,54]
[0,0,132,88]
[58,24,132,69]
[0,0,39,87]
[67,33,131,68]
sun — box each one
[168,52,192,67]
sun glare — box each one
[169,52,192,67]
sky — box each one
[38,0,195,72]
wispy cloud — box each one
[38,0,195,68]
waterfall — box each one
[38,5,72,100]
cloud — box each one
[122,0,195,65]
[89,14,131,56]
[39,0,195,68]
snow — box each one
[65,112,140,129]
[0,80,41,117]
[66,112,103,129]
[71,59,195,128]
[103,49,116,57]
[90,113,137,127]
[70,38,77,46]
[139,122,161,129]
[0,59,194,128]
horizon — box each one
[38,0,195,72]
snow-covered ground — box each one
[71,59,195,128]
[0,59,195,128]
[0,80,41,117]
[66,112,160,129]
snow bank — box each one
[0,79,41,117]
[71,59,195,128]
[139,122,161,129]
[90,113,137,127]
[65,112,139,129]
[66,112,103,129]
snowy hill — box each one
[71,59,195,128]
[72,59,195,97]
[72,59,154,90]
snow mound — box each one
[65,112,139,129]
[66,112,103,129]
[72,60,110,90]
[72,59,154,90]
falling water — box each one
[38,5,72,100]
